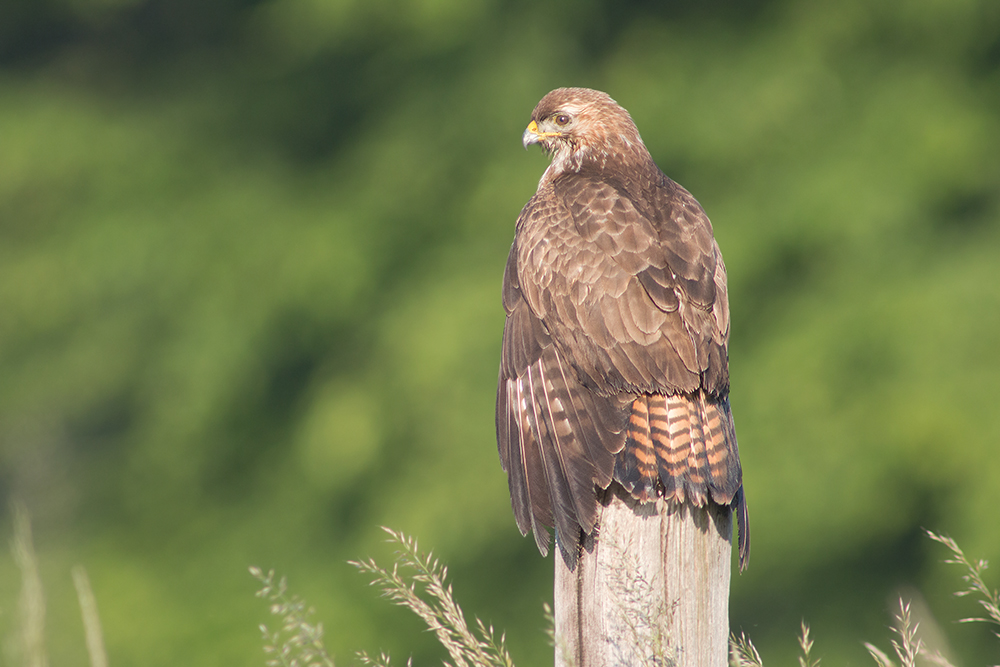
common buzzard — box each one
[496,87,748,569]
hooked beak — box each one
[522,120,561,149]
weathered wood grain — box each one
[554,484,733,667]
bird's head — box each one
[522,87,650,182]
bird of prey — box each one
[496,87,748,569]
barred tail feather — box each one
[656,394,693,501]
[613,390,749,568]
[734,485,750,571]
[614,396,659,502]
[704,397,742,505]
[500,350,748,567]
[684,398,709,505]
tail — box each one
[733,485,750,571]
[615,390,749,569]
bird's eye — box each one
[554,114,571,126]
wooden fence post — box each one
[554,484,733,667]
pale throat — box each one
[539,131,647,188]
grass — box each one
[252,528,1000,667]
[250,566,337,667]
[251,528,514,667]
[7,502,109,667]
[0,505,995,667]
[733,529,1000,667]
[860,530,1000,667]
[350,528,514,667]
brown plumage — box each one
[496,87,749,569]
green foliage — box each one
[0,0,999,665]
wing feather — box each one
[524,364,578,553]
[515,177,727,397]
[497,268,626,556]
[498,142,745,565]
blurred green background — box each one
[1,0,999,664]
